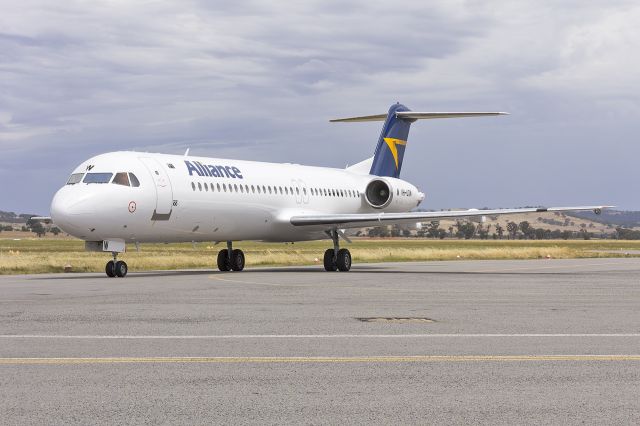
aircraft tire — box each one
[105,260,116,278]
[336,248,352,272]
[231,249,245,271]
[217,249,231,271]
[323,249,337,271]
[115,260,128,278]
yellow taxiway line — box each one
[1,355,640,365]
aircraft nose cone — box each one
[51,187,96,235]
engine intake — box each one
[365,179,392,209]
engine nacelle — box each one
[365,179,393,209]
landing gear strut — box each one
[324,230,351,272]
[105,252,127,278]
[217,241,245,272]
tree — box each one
[30,222,46,237]
[427,221,441,238]
[518,221,531,236]
[456,222,476,239]
[51,227,61,236]
[507,222,518,239]
[495,223,504,239]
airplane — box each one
[41,103,610,277]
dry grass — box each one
[1,238,639,275]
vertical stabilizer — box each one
[369,103,412,178]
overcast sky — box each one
[1,0,639,214]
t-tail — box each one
[331,103,509,178]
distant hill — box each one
[566,210,640,228]
[0,210,40,224]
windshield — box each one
[112,172,130,186]
[83,173,113,184]
[66,173,84,185]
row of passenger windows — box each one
[191,181,360,198]
[66,172,140,187]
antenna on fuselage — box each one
[184,148,190,156]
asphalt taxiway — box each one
[1,258,639,424]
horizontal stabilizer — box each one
[330,111,508,122]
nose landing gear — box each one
[324,230,351,272]
[217,241,245,271]
[105,252,128,278]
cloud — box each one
[1,0,639,213]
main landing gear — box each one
[323,230,351,272]
[105,252,128,278]
[217,241,245,272]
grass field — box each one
[1,238,639,275]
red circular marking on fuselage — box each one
[128,201,136,213]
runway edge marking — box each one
[1,355,640,365]
[2,334,640,339]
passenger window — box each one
[234,184,238,192]
[198,182,202,191]
[204,183,209,192]
[217,183,221,191]
[191,182,196,191]
[223,183,227,192]
[66,173,84,185]
[129,173,140,187]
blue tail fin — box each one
[369,103,412,178]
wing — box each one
[29,216,53,225]
[290,206,612,228]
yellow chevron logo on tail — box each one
[383,137,407,170]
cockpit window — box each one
[66,173,84,185]
[129,173,140,187]
[83,173,113,184]
[112,172,130,186]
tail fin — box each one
[331,104,508,178]
[370,103,411,178]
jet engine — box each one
[365,179,393,209]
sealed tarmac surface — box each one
[1,258,639,424]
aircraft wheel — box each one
[323,249,337,271]
[217,249,230,271]
[336,248,352,272]
[115,260,128,278]
[231,249,245,271]
[105,260,116,278]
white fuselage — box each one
[51,151,423,243]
